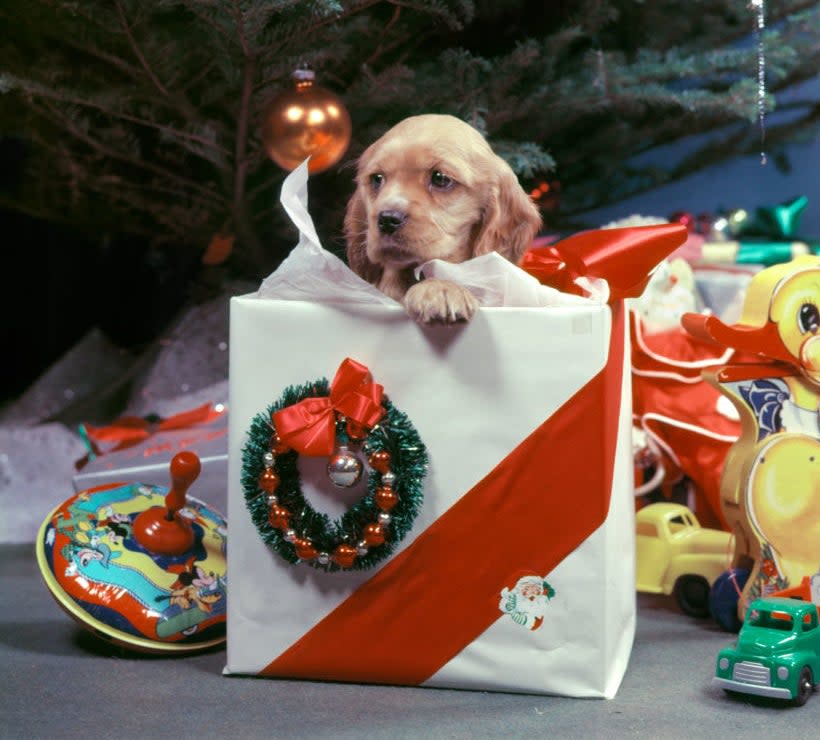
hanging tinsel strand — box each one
[751,0,767,165]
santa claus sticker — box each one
[499,575,556,631]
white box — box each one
[225,296,635,697]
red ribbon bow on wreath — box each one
[520,223,688,303]
[272,358,385,456]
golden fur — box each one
[344,114,542,324]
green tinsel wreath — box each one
[241,377,428,572]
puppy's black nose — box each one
[377,210,407,235]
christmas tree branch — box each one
[176,2,236,46]
[58,23,206,133]
[179,57,220,95]
[76,175,214,237]
[31,99,225,206]
[365,4,402,66]
[233,56,256,210]
[389,0,469,29]
[111,3,224,161]
[115,0,170,98]
[253,0,385,76]
[60,39,143,83]
[230,0,253,57]
[98,177,223,212]
[668,103,820,184]
[14,77,231,157]
[565,104,820,221]
[0,193,75,232]
[229,0,265,269]
[245,170,284,203]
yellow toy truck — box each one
[636,502,733,617]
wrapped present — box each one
[672,196,818,269]
[72,401,228,513]
[224,163,686,696]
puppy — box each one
[344,114,542,324]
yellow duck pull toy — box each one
[682,254,820,623]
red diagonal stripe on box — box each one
[261,304,626,685]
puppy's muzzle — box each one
[377,210,407,235]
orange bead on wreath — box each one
[241,375,428,572]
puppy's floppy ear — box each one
[472,160,542,263]
[343,186,383,284]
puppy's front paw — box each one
[404,279,479,325]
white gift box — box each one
[224,163,636,698]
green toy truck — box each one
[713,597,820,706]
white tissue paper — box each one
[258,159,599,310]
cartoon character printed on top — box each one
[159,556,224,614]
[682,255,820,616]
[53,499,121,577]
[499,575,556,631]
[153,556,227,639]
[96,506,133,545]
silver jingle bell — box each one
[326,445,364,488]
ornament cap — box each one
[291,67,316,83]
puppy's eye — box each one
[798,302,820,334]
[430,170,454,191]
[369,173,384,191]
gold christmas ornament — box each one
[260,68,352,175]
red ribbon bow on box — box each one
[272,358,385,456]
[82,403,225,453]
[520,223,688,302]
[76,402,226,469]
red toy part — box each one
[132,450,201,556]
[681,313,794,365]
[770,576,820,618]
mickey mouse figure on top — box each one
[682,254,820,625]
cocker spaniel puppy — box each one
[344,114,542,324]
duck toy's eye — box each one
[797,302,820,335]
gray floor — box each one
[1,543,815,739]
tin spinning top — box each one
[36,451,227,653]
